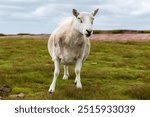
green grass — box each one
[0,38,150,100]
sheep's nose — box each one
[86,29,92,35]
[86,29,92,37]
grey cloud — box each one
[98,0,150,17]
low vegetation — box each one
[0,38,150,99]
[17,33,32,35]
[93,30,150,34]
[0,33,6,36]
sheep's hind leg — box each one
[48,59,60,93]
[63,65,69,80]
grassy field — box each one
[0,38,150,100]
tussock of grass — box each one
[126,84,150,99]
[0,39,150,99]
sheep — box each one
[48,8,99,93]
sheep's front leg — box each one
[75,59,82,88]
[63,65,69,80]
[48,59,60,93]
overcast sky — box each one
[0,0,150,34]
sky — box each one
[0,0,150,34]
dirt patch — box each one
[0,34,150,41]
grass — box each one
[0,38,150,100]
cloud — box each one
[94,0,150,29]
[32,4,54,17]
[98,0,150,17]
[31,3,71,17]
[31,0,100,17]
[0,0,150,33]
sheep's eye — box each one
[78,17,83,23]
[91,18,94,24]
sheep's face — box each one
[73,9,99,37]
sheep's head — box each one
[73,8,99,37]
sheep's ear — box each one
[92,8,99,16]
[72,9,79,17]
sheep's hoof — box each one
[76,86,82,89]
[48,88,54,94]
[63,75,68,80]
[48,90,53,95]
[74,81,77,85]
[76,83,82,89]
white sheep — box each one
[48,8,99,93]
